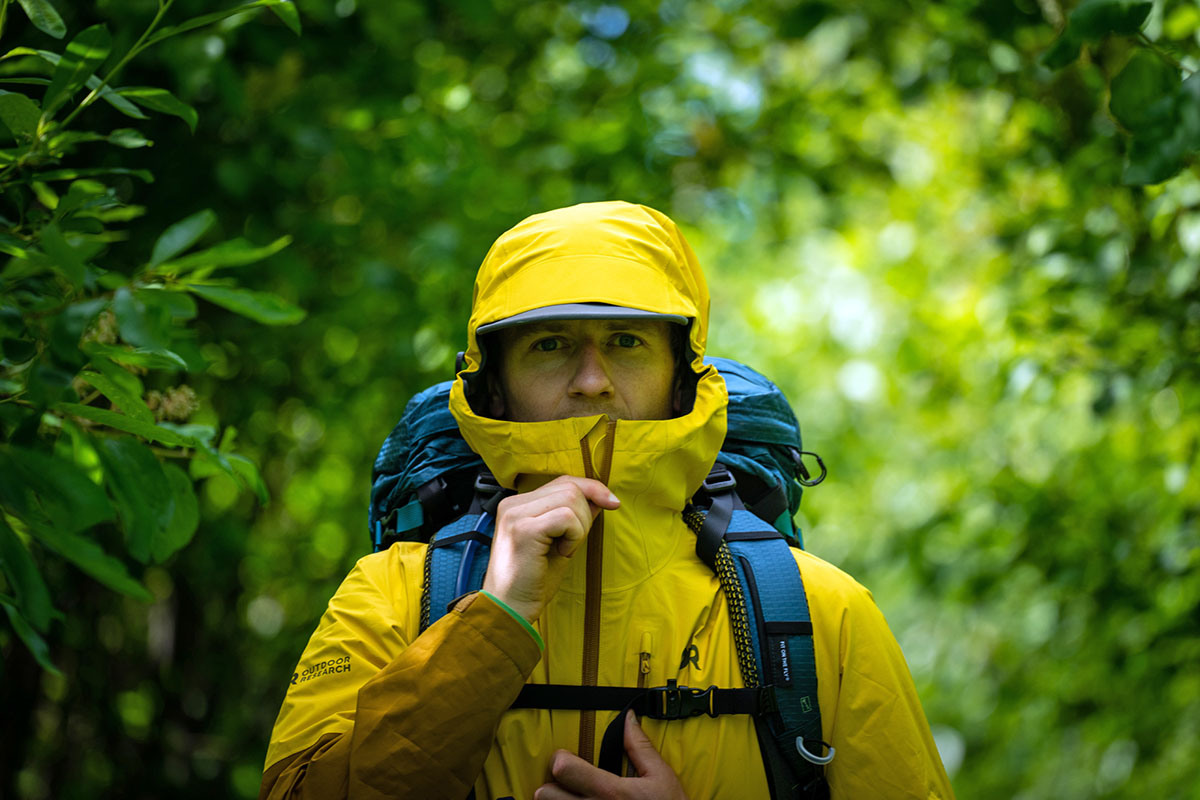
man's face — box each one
[490,318,679,422]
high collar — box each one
[448,367,727,590]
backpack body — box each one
[368,357,830,798]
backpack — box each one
[368,357,832,799]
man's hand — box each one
[533,713,690,800]
[481,475,620,623]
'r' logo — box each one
[679,644,700,670]
[291,673,298,685]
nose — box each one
[568,343,614,399]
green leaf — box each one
[150,209,217,268]
[106,128,152,149]
[144,0,301,47]
[228,453,269,504]
[0,517,54,632]
[187,283,306,325]
[43,24,112,118]
[1122,129,1187,184]
[0,445,114,535]
[38,222,86,286]
[1110,50,1179,131]
[1069,0,1153,41]
[55,403,194,447]
[158,235,291,275]
[1178,71,1200,150]
[0,233,30,259]
[28,524,152,602]
[53,179,110,219]
[77,370,153,423]
[1,596,60,675]
[82,343,188,371]
[95,438,173,564]
[1,337,37,363]
[157,422,216,446]
[117,87,197,133]
[270,0,302,35]
[190,441,236,481]
[94,81,148,120]
[48,295,106,363]
[33,166,153,182]
[15,0,66,40]
[0,90,42,138]
[89,353,144,399]
[0,47,43,61]
[46,129,151,151]
[1043,32,1082,70]
[137,288,197,321]
[155,464,198,562]
[112,287,172,350]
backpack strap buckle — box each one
[474,469,513,517]
[645,680,718,720]
[701,464,737,494]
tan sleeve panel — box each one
[260,591,542,800]
[259,733,347,799]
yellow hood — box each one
[448,200,728,588]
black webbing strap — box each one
[428,530,493,549]
[512,681,771,717]
[512,681,777,776]
[694,465,738,570]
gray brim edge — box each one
[475,303,688,335]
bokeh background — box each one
[2,0,1198,798]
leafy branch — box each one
[0,1,300,673]
[1043,0,1200,184]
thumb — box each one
[623,712,669,777]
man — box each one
[261,201,954,799]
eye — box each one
[532,337,562,352]
[614,333,640,348]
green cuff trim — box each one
[480,591,544,651]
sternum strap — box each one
[511,682,771,718]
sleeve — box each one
[799,552,956,800]
[259,551,543,800]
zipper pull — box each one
[628,632,655,777]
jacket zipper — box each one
[578,417,616,763]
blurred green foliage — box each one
[1,0,1197,798]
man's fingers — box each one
[623,712,669,778]
[502,478,617,522]
[519,506,588,557]
[531,782,581,800]
[548,748,621,796]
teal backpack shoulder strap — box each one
[689,467,832,800]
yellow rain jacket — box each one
[261,202,954,800]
